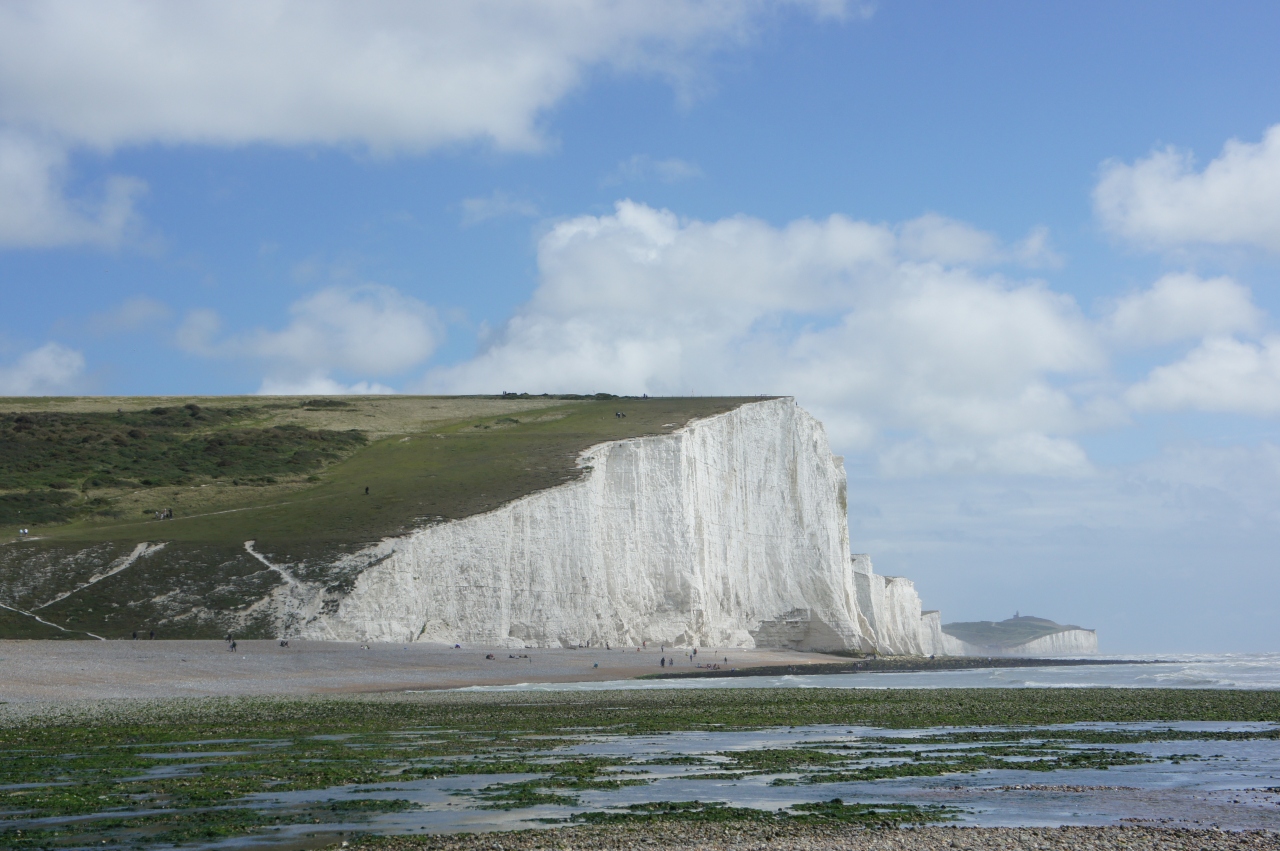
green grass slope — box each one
[0,395,763,639]
[941,615,1088,650]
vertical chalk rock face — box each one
[920,611,946,656]
[939,615,1097,657]
[940,629,1098,657]
[850,554,945,655]
[286,398,903,649]
[1011,629,1098,656]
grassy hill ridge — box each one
[0,395,765,639]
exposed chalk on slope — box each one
[282,398,882,650]
[34,541,166,611]
[245,541,299,586]
[0,599,105,640]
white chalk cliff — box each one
[940,629,1098,657]
[275,397,945,652]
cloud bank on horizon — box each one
[1,0,1278,651]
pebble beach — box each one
[0,638,830,701]
[351,824,1280,851]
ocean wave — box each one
[450,654,1280,692]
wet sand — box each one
[0,639,840,701]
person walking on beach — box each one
[229,640,237,652]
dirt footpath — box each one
[0,639,839,701]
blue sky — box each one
[2,1,1280,652]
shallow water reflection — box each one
[227,720,1280,846]
[12,720,1280,850]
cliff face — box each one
[850,555,941,655]
[282,398,906,650]
[1,395,1096,653]
[921,611,945,655]
[940,630,1097,657]
[1001,629,1097,656]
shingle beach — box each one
[350,824,1280,851]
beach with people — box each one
[0,639,827,701]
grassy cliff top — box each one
[0,394,770,639]
[941,615,1090,649]
[1,394,766,548]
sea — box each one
[424,655,1280,834]
[246,719,1280,837]
[29,654,1278,846]
[457,653,1280,692]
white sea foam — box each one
[456,653,1280,692]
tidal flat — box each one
[2,688,1279,849]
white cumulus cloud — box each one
[178,284,440,393]
[897,214,1061,268]
[1104,272,1262,347]
[256,375,397,396]
[425,200,1103,476]
[0,342,85,394]
[1095,124,1280,253]
[0,133,144,248]
[0,0,849,154]
[1127,336,1280,416]
[0,1,852,249]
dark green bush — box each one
[0,489,76,525]
[0,407,367,525]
